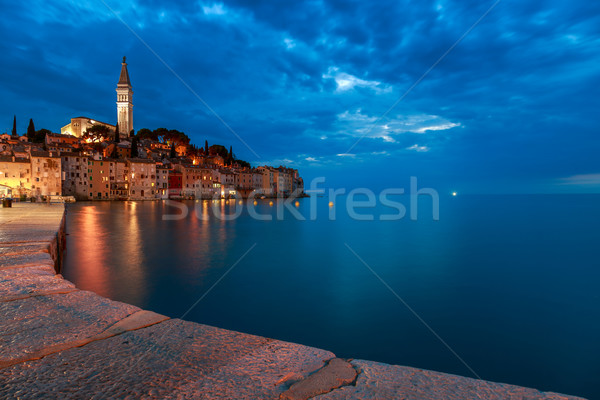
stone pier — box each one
[0,204,587,399]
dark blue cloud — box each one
[1,0,599,192]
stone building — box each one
[111,160,129,200]
[61,117,115,138]
[87,158,112,200]
[127,159,155,200]
[0,156,30,197]
[61,153,89,199]
[30,151,62,197]
[156,165,170,199]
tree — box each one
[137,128,155,140]
[205,140,209,155]
[170,142,176,158]
[33,129,51,144]
[114,123,120,143]
[228,145,233,165]
[209,144,228,159]
[83,124,111,143]
[12,115,17,136]
[130,137,138,158]
[129,129,135,138]
[153,127,169,142]
[237,159,251,169]
[111,143,119,159]
[27,119,35,140]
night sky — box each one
[1,1,599,193]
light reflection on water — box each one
[63,195,600,399]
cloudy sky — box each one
[1,0,599,193]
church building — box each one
[61,57,133,138]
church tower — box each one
[116,56,133,136]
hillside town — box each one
[0,58,303,201]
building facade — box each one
[30,151,62,197]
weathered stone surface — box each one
[281,358,357,400]
[0,241,50,255]
[0,290,140,367]
[0,265,75,300]
[0,319,333,399]
[0,251,54,269]
[313,360,586,400]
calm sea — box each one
[63,195,600,399]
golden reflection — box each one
[76,206,110,294]
[121,202,147,298]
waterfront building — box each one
[168,170,182,198]
[236,170,254,197]
[87,158,112,200]
[127,158,156,200]
[156,165,169,199]
[256,166,275,197]
[0,155,30,197]
[61,153,89,199]
[30,151,62,197]
[111,160,129,200]
[272,169,290,197]
[252,171,264,195]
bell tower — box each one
[116,56,133,136]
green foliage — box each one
[83,124,111,143]
[137,128,155,140]
[12,115,16,136]
[27,119,35,140]
[137,127,191,147]
[170,142,176,158]
[111,143,119,159]
[114,123,120,143]
[236,159,251,169]
[130,137,138,158]
[32,129,51,143]
[227,146,234,165]
[209,144,228,159]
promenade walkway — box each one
[0,204,585,399]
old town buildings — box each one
[1,58,303,200]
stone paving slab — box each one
[0,319,334,399]
[0,241,51,255]
[0,290,141,367]
[0,265,75,299]
[313,360,585,400]
[0,251,55,269]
